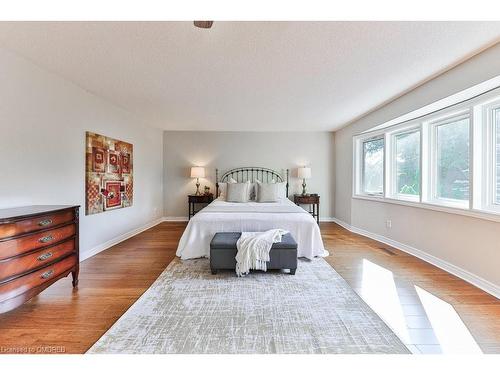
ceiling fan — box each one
[194,21,214,29]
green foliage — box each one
[363,138,384,193]
[396,131,420,196]
[436,119,470,201]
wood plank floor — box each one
[0,221,498,354]
[321,223,500,354]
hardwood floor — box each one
[321,223,500,354]
[0,222,183,354]
[0,221,498,354]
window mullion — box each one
[384,133,390,198]
[469,107,475,210]
[419,123,425,203]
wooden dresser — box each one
[0,205,79,314]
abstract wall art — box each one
[85,132,133,215]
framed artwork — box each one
[85,132,133,215]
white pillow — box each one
[226,182,250,203]
[218,177,237,199]
[256,181,279,202]
[255,180,287,201]
[275,182,287,199]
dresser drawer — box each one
[0,224,76,260]
[0,209,75,240]
[295,196,319,204]
[0,239,76,281]
[0,254,77,303]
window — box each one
[394,130,420,198]
[353,84,500,221]
[495,108,500,204]
[362,138,384,195]
[434,115,470,203]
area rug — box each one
[87,258,410,354]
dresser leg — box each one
[72,266,79,288]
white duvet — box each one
[176,198,327,260]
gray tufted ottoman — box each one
[210,232,298,275]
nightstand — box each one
[188,194,214,219]
[294,194,320,224]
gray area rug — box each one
[88,258,410,354]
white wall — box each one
[0,47,164,260]
[334,43,500,290]
[163,131,335,218]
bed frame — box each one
[216,167,289,197]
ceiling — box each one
[0,21,499,131]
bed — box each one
[175,167,327,260]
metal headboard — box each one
[216,167,289,197]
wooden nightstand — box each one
[294,194,320,224]
[188,194,214,219]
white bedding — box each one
[176,198,327,260]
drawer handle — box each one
[38,219,53,227]
[37,252,53,261]
[39,235,54,243]
[40,270,54,279]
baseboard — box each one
[319,217,337,222]
[163,216,189,222]
[80,217,165,262]
[331,217,500,299]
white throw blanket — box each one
[235,229,288,277]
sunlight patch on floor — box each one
[360,259,410,343]
[415,286,482,354]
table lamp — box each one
[190,167,205,195]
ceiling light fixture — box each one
[193,21,214,29]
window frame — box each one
[388,125,422,202]
[360,135,385,197]
[493,107,500,206]
[427,110,472,209]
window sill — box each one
[392,194,420,203]
[352,194,500,224]
[426,198,469,210]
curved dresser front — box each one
[0,205,79,314]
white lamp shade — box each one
[297,167,311,179]
[190,166,205,178]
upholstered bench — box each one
[210,232,298,275]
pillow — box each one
[256,181,279,202]
[218,183,227,198]
[220,178,255,201]
[275,182,287,199]
[226,182,250,203]
[255,180,287,201]
[218,177,237,199]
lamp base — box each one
[301,179,307,196]
[195,179,202,195]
